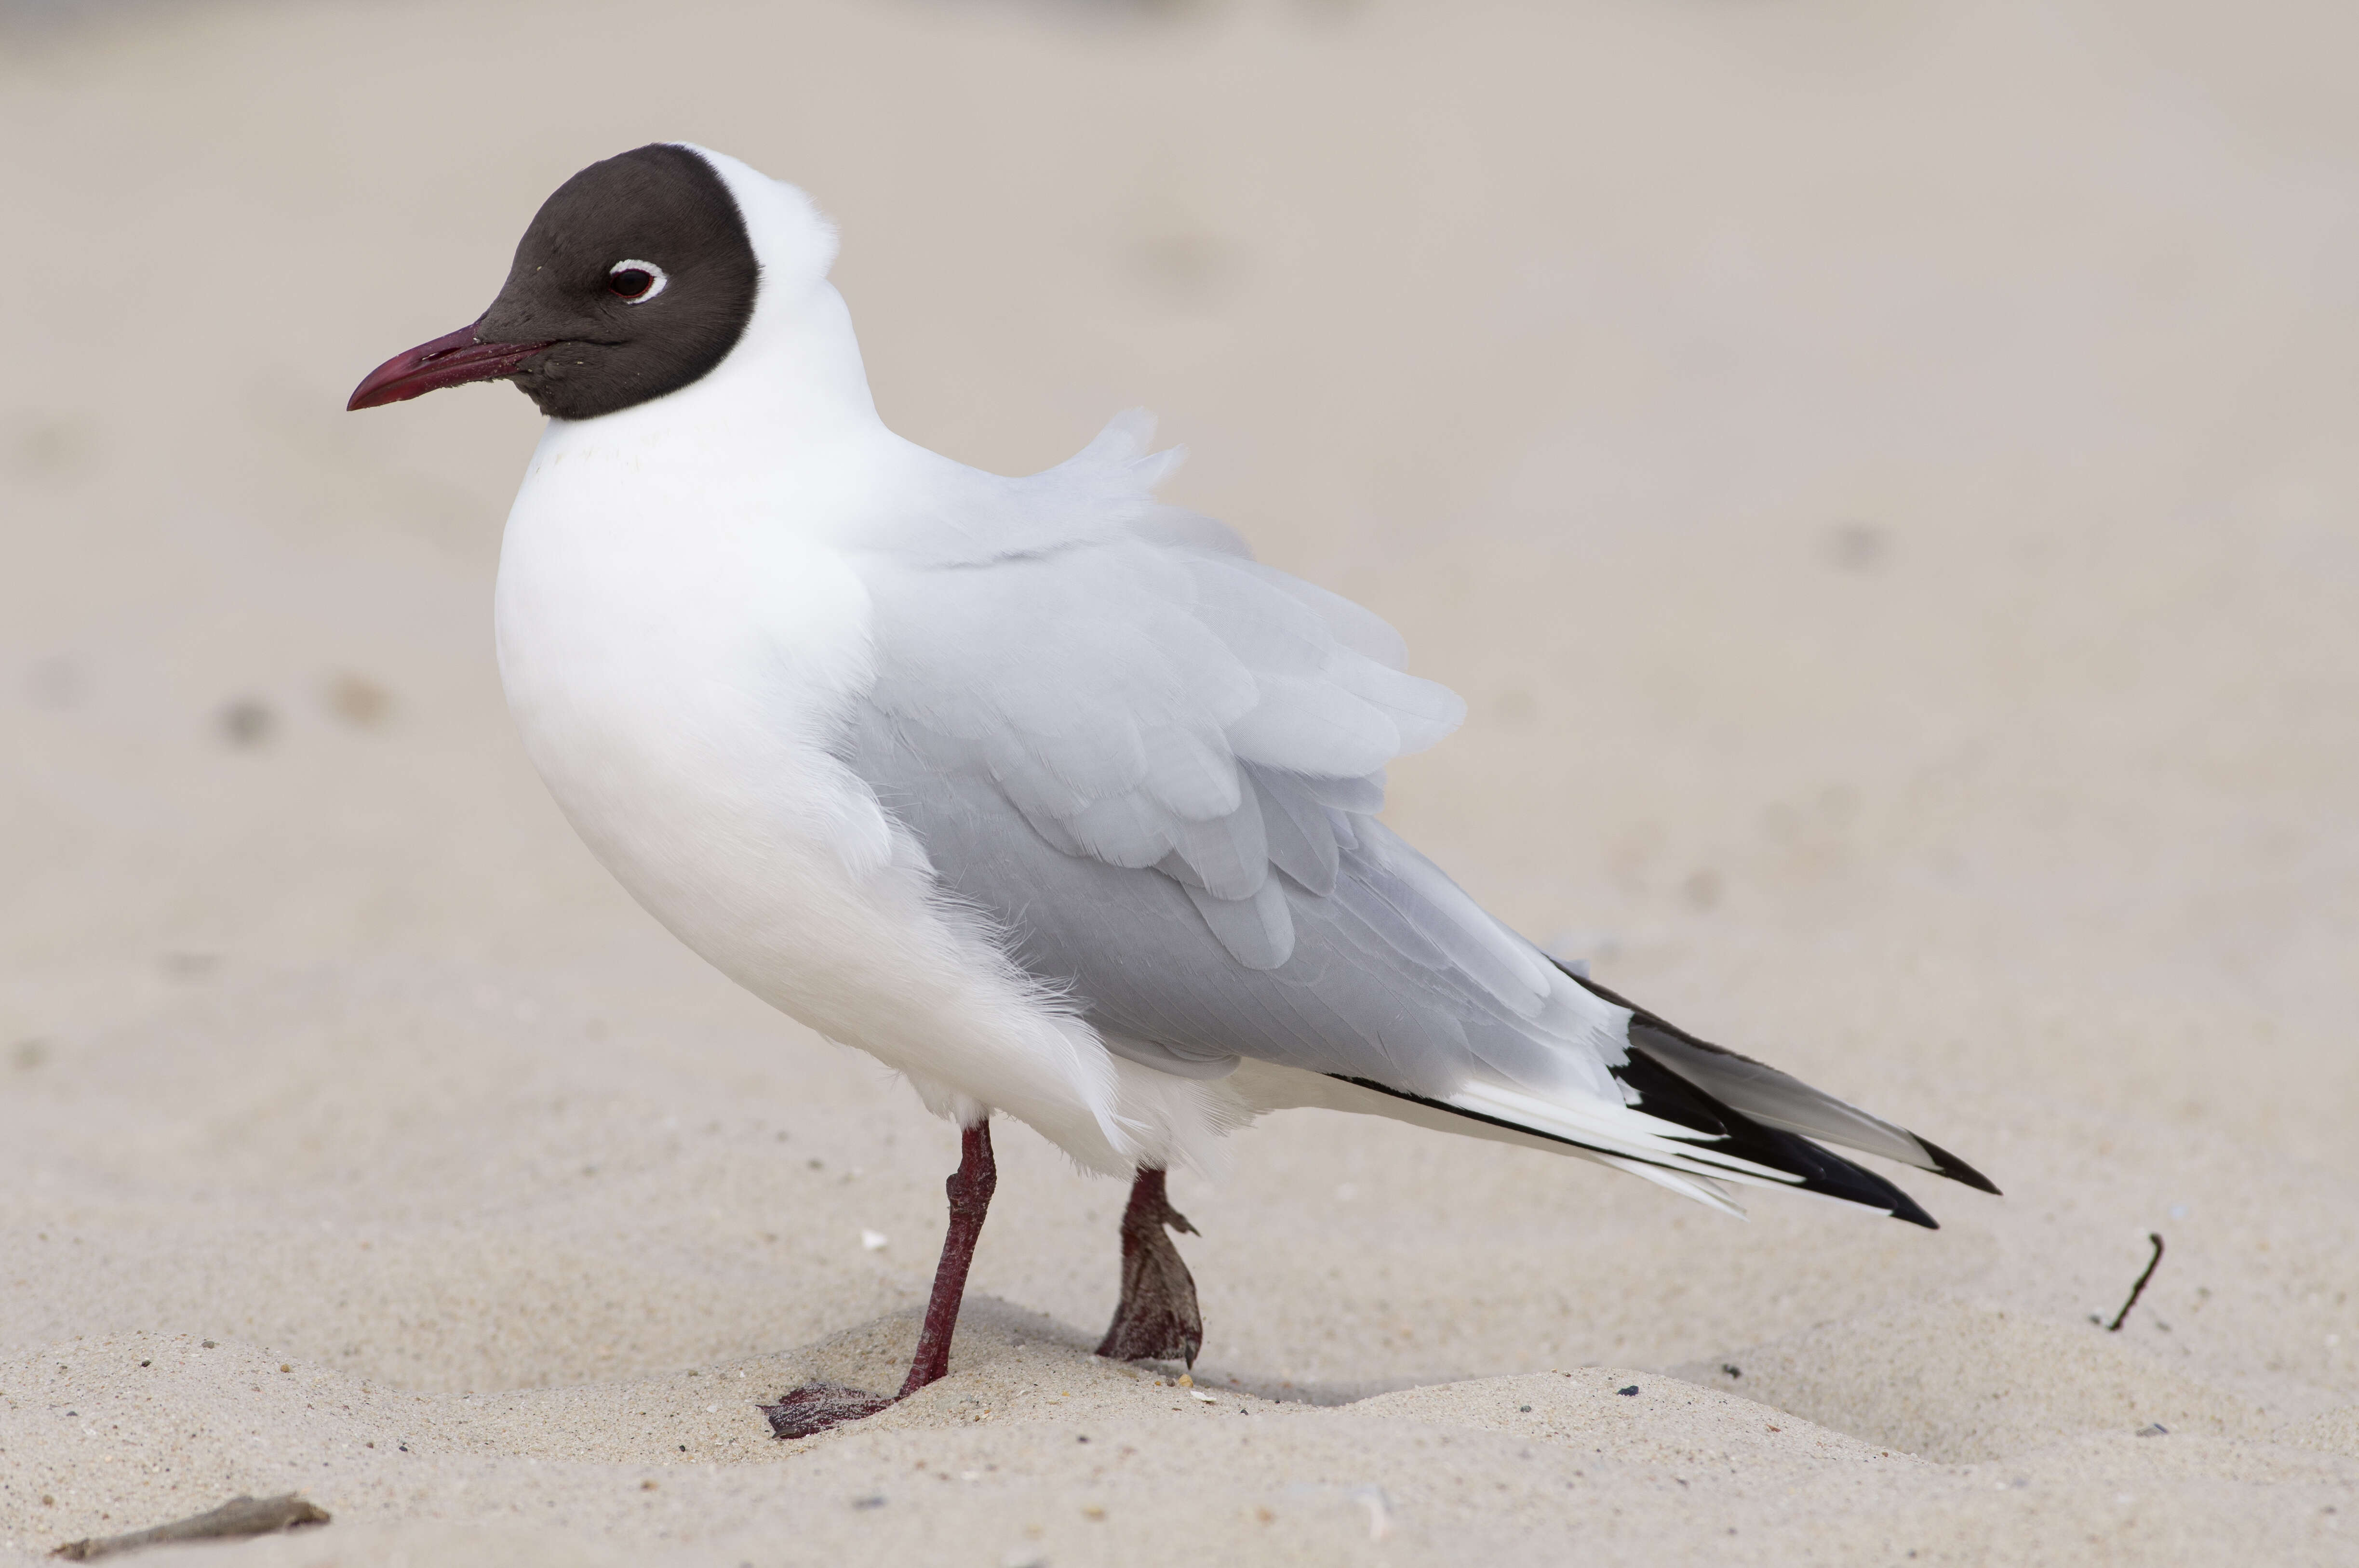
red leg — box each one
[899,1121,997,1394]
[762,1121,998,1439]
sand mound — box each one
[1674,1296,2272,1462]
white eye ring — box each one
[608,259,669,304]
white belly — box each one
[489,433,1228,1175]
[496,458,873,993]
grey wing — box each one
[846,513,1750,1176]
[839,422,1993,1213]
[844,471,1633,1101]
[843,695,1622,1104]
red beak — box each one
[347,323,557,411]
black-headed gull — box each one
[349,144,1995,1437]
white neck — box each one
[520,274,912,540]
[690,277,880,435]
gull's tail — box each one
[1323,962,1998,1227]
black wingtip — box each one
[1617,1044,1943,1229]
[1884,1188,1939,1229]
[1747,1114,1942,1229]
[1912,1134,2002,1196]
[1560,957,1999,1207]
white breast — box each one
[498,419,876,938]
[490,413,1155,1172]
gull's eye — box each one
[607,260,668,303]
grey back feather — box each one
[844,703,1626,1101]
[840,415,1632,1104]
[856,418,1461,973]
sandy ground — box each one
[4,0,2357,1562]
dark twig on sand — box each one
[51,1494,329,1560]
[2105,1232,2165,1332]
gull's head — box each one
[347,144,837,421]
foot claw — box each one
[1096,1169,1205,1366]
[758,1382,895,1439]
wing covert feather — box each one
[841,414,1631,1104]
[854,419,1463,971]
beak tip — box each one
[345,323,549,413]
[345,378,416,412]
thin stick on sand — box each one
[2105,1232,2166,1332]
[51,1494,329,1560]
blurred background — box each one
[4,0,2356,1407]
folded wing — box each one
[839,415,1992,1222]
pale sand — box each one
[3,0,2355,1562]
